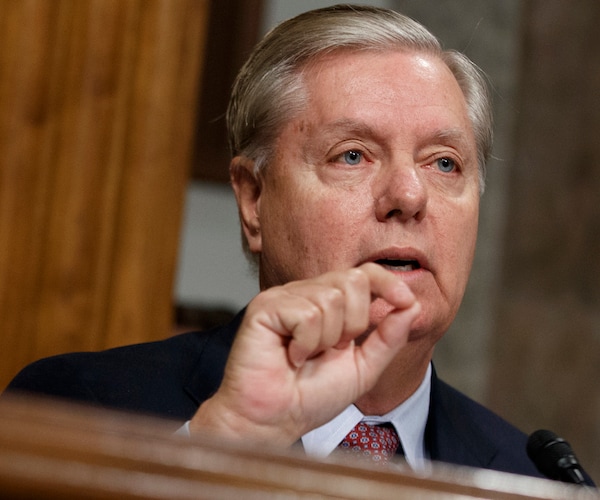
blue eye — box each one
[342,150,362,165]
[436,157,456,173]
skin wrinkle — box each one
[252,51,478,410]
[192,45,481,441]
[260,50,477,330]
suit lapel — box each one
[183,310,244,407]
[180,324,500,471]
[426,367,499,469]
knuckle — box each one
[249,286,286,311]
[302,303,322,325]
[322,287,344,308]
[346,267,369,289]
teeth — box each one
[376,259,418,271]
[386,263,415,272]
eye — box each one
[436,157,456,173]
[342,150,363,166]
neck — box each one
[354,342,433,416]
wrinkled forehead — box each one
[301,47,457,94]
[297,49,471,129]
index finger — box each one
[357,262,417,309]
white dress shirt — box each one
[301,363,431,470]
[179,364,432,471]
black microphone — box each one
[527,429,587,485]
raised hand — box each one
[189,263,420,446]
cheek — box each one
[309,191,374,249]
[270,190,370,274]
[438,205,479,289]
[294,197,362,257]
[460,204,479,264]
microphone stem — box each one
[563,467,586,485]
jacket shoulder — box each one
[3,325,236,420]
[428,375,542,478]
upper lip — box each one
[362,246,429,271]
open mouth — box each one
[375,259,421,272]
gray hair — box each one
[227,4,493,191]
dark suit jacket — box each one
[1,310,577,481]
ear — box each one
[230,156,262,253]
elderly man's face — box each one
[240,50,480,342]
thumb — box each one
[354,301,421,390]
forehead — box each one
[293,49,475,146]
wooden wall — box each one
[490,0,600,483]
[0,0,209,389]
[192,0,263,183]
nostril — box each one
[383,207,425,222]
[385,208,403,220]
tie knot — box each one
[338,422,400,464]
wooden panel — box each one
[0,0,209,388]
[0,395,593,500]
[191,0,264,182]
[489,0,600,485]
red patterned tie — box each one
[338,422,400,464]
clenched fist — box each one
[190,263,420,446]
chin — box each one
[410,312,454,345]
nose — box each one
[374,159,427,222]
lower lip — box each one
[386,267,426,281]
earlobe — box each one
[230,156,262,253]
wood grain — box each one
[0,0,209,388]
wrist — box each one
[189,394,300,447]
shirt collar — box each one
[301,363,432,470]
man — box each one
[2,4,550,479]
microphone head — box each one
[527,429,585,484]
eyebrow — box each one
[419,128,476,162]
[426,128,472,146]
[320,119,379,139]
[302,118,476,165]
[319,119,471,142]
[317,120,474,152]
[300,119,381,163]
